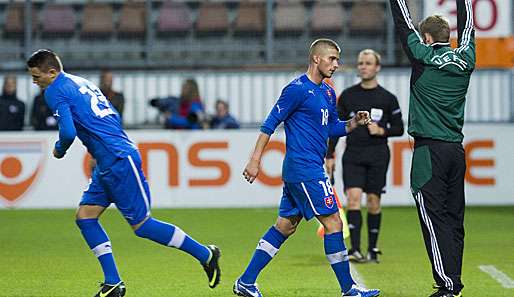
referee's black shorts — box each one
[341,144,390,196]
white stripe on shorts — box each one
[127,155,150,217]
[301,182,320,216]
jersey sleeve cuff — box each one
[260,126,274,135]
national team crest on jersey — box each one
[325,89,334,104]
[0,141,46,204]
[324,195,335,209]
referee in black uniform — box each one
[390,0,475,296]
[326,49,404,263]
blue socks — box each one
[134,217,210,264]
[324,232,355,293]
[240,226,287,284]
[76,219,121,285]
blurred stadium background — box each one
[0,0,513,296]
[0,0,513,126]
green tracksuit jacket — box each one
[390,0,476,143]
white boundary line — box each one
[350,263,367,288]
[479,265,514,288]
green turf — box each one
[0,207,513,297]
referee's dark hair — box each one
[27,49,63,72]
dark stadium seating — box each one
[273,1,306,36]
[234,1,266,36]
[157,1,193,36]
[310,2,344,36]
[41,4,76,37]
[118,2,146,37]
[196,2,230,36]
[0,0,400,67]
[81,3,114,38]
[3,2,37,37]
[348,1,386,36]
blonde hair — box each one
[358,49,381,65]
[309,38,341,60]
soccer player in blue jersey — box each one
[233,39,380,297]
[26,49,221,297]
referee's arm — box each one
[384,97,404,137]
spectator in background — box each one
[210,99,239,129]
[0,74,25,131]
[31,90,58,130]
[150,78,206,129]
[100,69,125,121]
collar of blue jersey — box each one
[302,73,326,88]
[47,71,66,89]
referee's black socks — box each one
[367,212,381,251]
[347,210,362,252]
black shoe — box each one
[94,281,126,297]
[429,287,461,297]
[366,248,382,263]
[203,245,221,288]
[348,249,366,263]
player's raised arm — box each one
[455,0,476,67]
[389,0,430,63]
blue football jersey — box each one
[261,74,348,182]
[44,72,136,169]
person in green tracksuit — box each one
[389,1,475,297]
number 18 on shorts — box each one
[279,178,339,220]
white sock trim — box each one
[326,250,348,264]
[168,227,186,248]
[256,239,279,257]
[92,241,113,258]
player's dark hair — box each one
[419,15,450,43]
[26,49,63,72]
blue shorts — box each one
[81,150,151,225]
[279,177,339,221]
